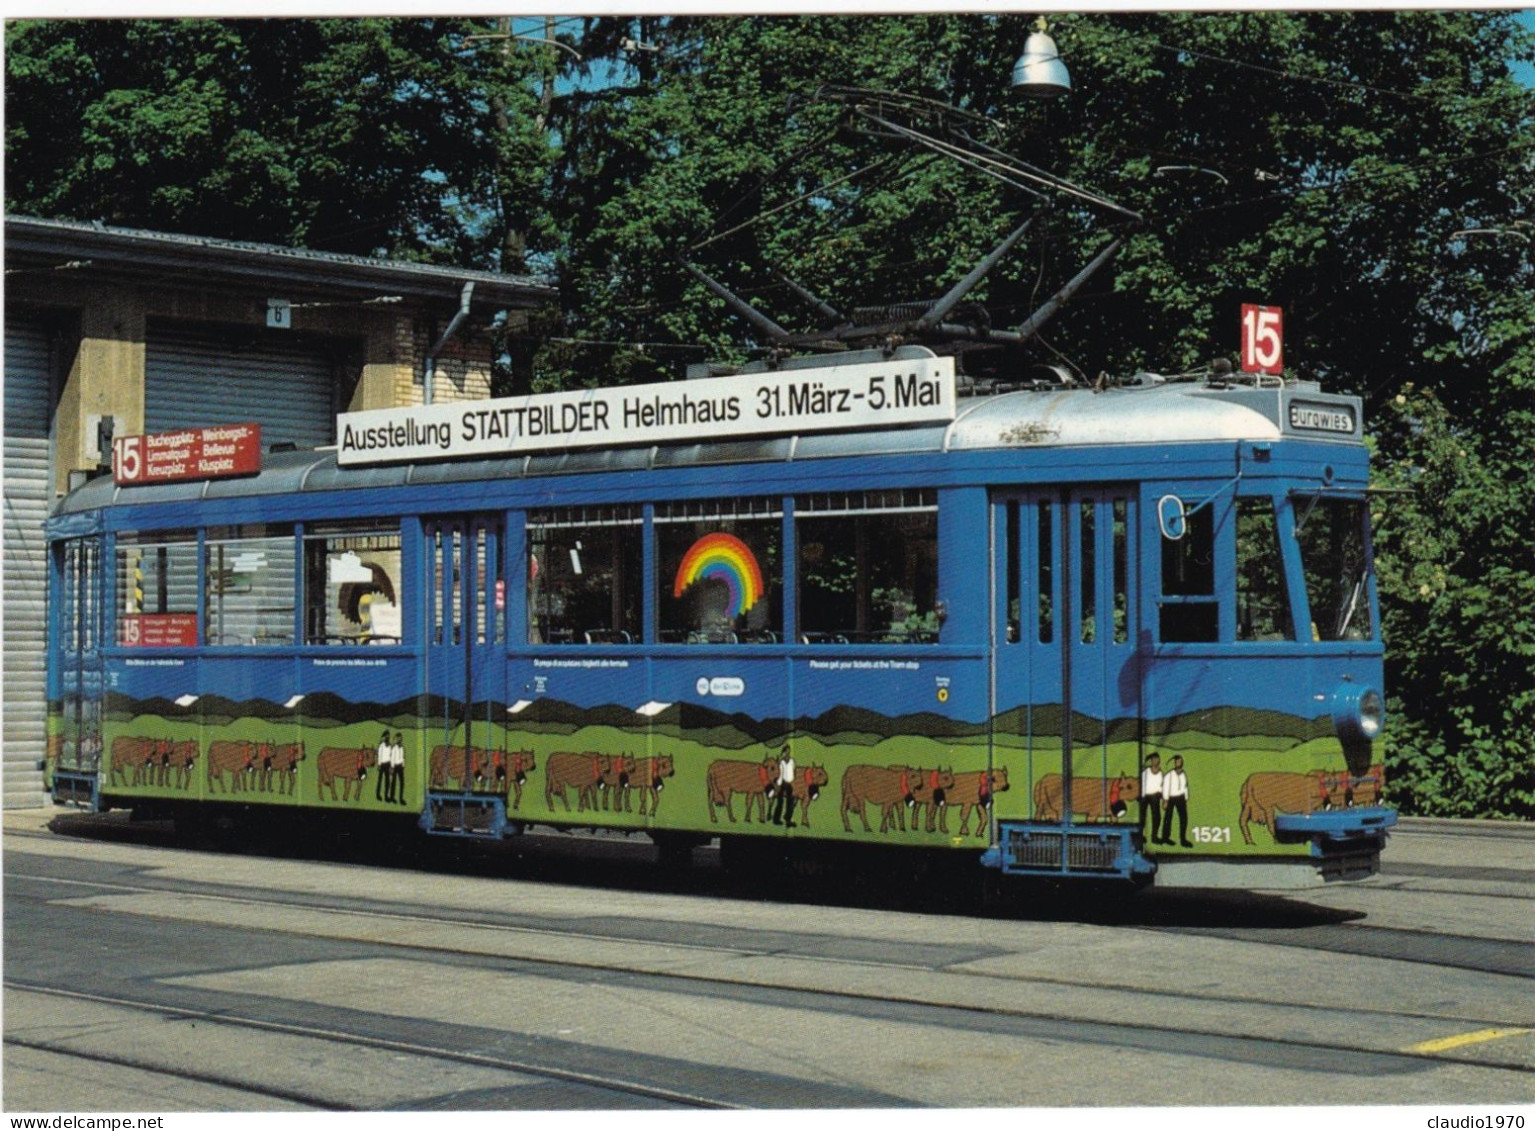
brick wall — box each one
[398,316,494,406]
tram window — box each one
[1296,497,1374,641]
[62,540,102,653]
[303,525,403,645]
[798,490,939,644]
[116,533,198,646]
[1160,505,1218,643]
[1236,499,1294,641]
[1037,502,1054,644]
[206,527,296,646]
[528,507,642,645]
[658,498,782,644]
[1005,503,1021,644]
[1112,498,1130,644]
[1162,505,1215,596]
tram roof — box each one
[54,379,1358,517]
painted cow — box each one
[161,740,200,790]
[265,743,304,796]
[595,754,639,811]
[705,758,779,824]
[108,736,157,788]
[430,745,494,791]
[317,745,377,802]
[1031,773,1139,823]
[904,768,955,835]
[791,764,830,829]
[616,755,675,816]
[487,749,537,810]
[1238,765,1385,845]
[544,751,612,812]
[840,765,957,834]
[207,740,260,794]
[928,767,1010,836]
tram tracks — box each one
[10,839,1532,985]
[7,864,1532,1080]
[3,981,737,1111]
[8,825,1535,1107]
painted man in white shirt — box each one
[770,744,797,828]
[1140,753,1164,844]
[375,730,392,803]
[1160,754,1191,848]
[388,732,407,805]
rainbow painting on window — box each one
[672,532,765,619]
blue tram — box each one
[45,347,1395,888]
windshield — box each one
[1295,497,1374,642]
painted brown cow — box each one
[161,740,200,790]
[207,740,259,794]
[544,751,612,812]
[615,755,675,816]
[430,745,494,791]
[264,743,304,795]
[705,758,779,824]
[317,745,377,802]
[596,754,639,811]
[144,739,179,788]
[108,736,156,788]
[789,764,829,829]
[1238,765,1385,845]
[841,765,957,834]
[928,767,1011,836]
[1031,773,1139,823]
[486,749,537,809]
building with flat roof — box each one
[3,216,555,806]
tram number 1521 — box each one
[1191,826,1233,844]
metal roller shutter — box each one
[145,322,340,450]
[4,314,58,807]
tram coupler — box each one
[981,822,1156,882]
[420,792,524,839]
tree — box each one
[4,17,555,265]
[545,12,1533,395]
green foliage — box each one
[4,17,549,263]
[1373,383,1535,819]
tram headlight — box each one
[1332,684,1384,743]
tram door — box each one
[423,517,507,792]
[994,488,1139,825]
[53,537,107,801]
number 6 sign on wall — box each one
[1240,304,1284,375]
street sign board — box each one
[113,423,263,486]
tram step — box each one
[51,771,99,811]
[420,792,522,839]
[982,822,1154,881]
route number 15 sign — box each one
[1240,304,1284,375]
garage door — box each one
[146,321,343,449]
[4,313,60,807]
